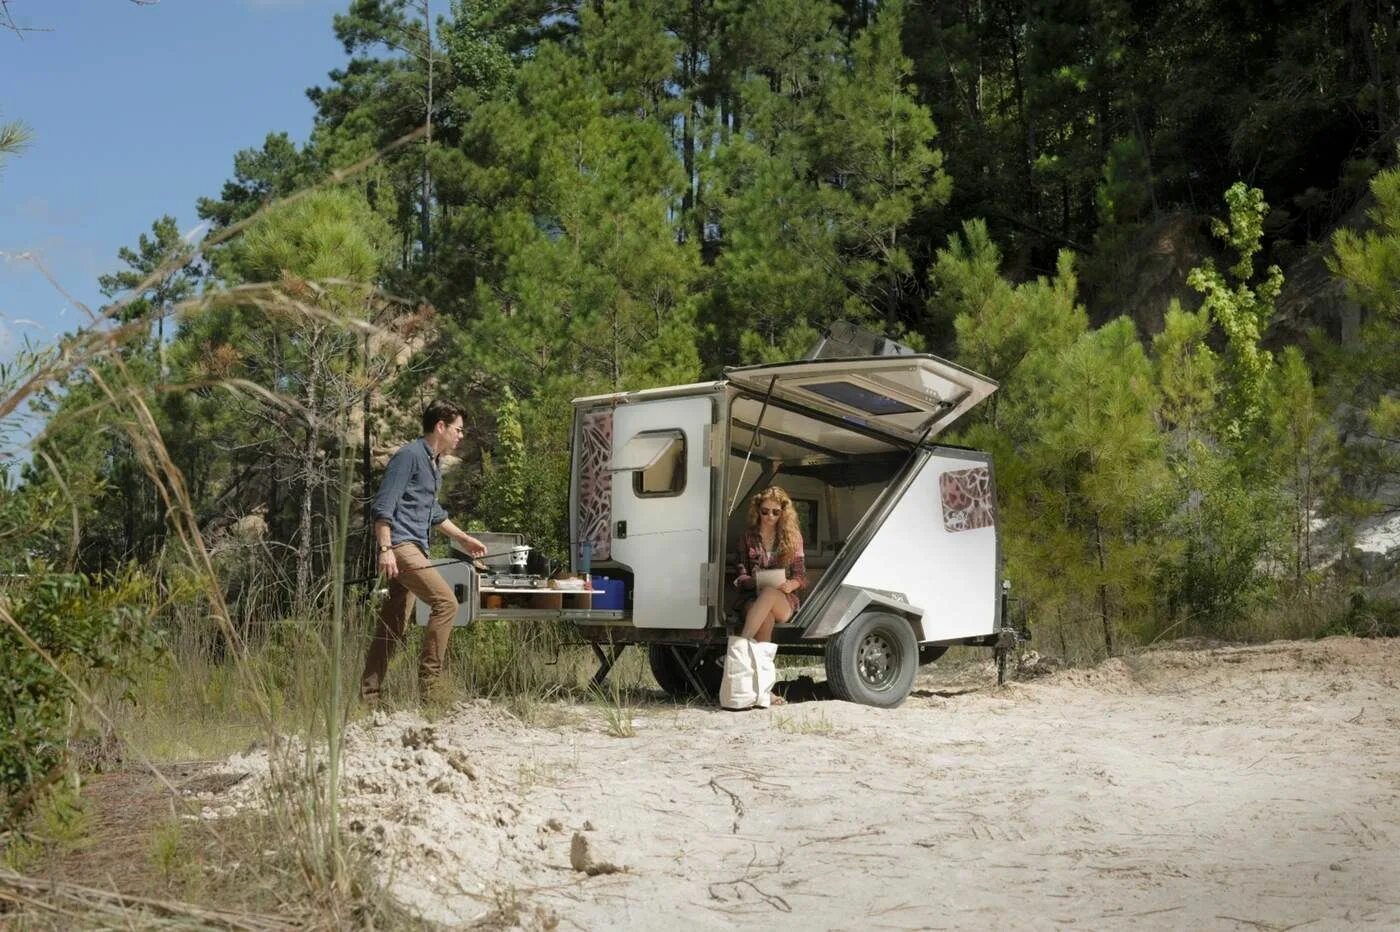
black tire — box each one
[648,644,723,699]
[918,644,949,666]
[825,611,918,708]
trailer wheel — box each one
[825,611,918,708]
[648,645,722,699]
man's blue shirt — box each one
[373,437,449,553]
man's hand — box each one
[379,548,399,579]
[459,534,487,558]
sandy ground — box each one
[199,637,1400,930]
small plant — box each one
[502,688,574,729]
[773,710,834,736]
[1,778,92,871]
[515,758,557,792]
[489,883,524,926]
[149,818,185,882]
[587,680,637,738]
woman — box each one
[735,486,807,639]
[724,487,806,707]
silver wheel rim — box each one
[857,631,898,690]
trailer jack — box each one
[668,645,714,698]
[993,581,1032,686]
[590,642,627,687]
[994,628,1023,686]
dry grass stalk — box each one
[0,127,434,920]
[0,866,295,931]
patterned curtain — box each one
[940,467,996,532]
[577,409,614,560]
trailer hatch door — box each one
[725,356,996,443]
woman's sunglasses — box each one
[758,507,783,516]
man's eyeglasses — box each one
[758,507,782,516]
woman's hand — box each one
[780,578,801,594]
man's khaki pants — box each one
[360,543,458,703]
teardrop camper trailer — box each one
[430,323,1019,708]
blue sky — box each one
[0,0,349,361]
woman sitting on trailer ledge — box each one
[724,486,806,707]
[735,486,807,633]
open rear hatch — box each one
[725,355,997,445]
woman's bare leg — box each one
[742,588,783,639]
[751,594,793,643]
[755,599,794,705]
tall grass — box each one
[0,130,438,925]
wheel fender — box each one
[803,585,924,640]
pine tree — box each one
[1029,318,1168,656]
[935,220,1167,657]
[211,189,391,607]
[479,386,527,535]
[930,218,1087,429]
[816,0,949,328]
[1329,163,1400,523]
[97,215,197,377]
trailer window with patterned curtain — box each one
[578,409,613,560]
[940,466,995,532]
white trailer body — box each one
[555,347,1008,706]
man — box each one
[361,399,487,704]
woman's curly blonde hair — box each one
[746,486,802,567]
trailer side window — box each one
[632,430,686,497]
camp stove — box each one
[485,573,547,589]
[450,532,547,589]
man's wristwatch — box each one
[378,544,392,554]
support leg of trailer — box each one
[669,645,712,698]
[994,627,1019,686]
[590,642,626,687]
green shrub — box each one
[1332,590,1400,638]
[0,564,160,830]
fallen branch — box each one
[0,868,295,931]
[706,877,792,913]
[706,777,745,834]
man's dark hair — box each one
[422,399,465,435]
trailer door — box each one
[610,396,715,628]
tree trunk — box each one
[1007,0,1034,217]
[682,0,699,246]
[419,0,434,257]
[296,350,322,610]
[611,307,621,389]
[362,333,375,579]
[1095,516,1116,657]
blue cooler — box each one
[591,576,626,611]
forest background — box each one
[2,0,1400,855]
